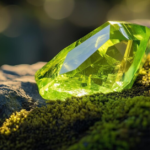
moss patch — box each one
[68,96,150,150]
[1,56,150,150]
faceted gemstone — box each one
[35,21,150,100]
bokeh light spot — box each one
[3,5,24,38]
[27,0,44,7]
[44,0,74,20]
[126,0,150,13]
[107,4,133,21]
[0,6,11,33]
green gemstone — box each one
[35,21,150,100]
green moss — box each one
[0,55,150,150]
[0,98,102,150]
[68,96,150,150]
[1,95,150,150]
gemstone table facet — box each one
[35,21,150,100]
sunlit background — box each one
[0,0,150,66]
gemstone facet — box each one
[35,21,150,100]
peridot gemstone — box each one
[35,21,150,100]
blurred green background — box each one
[0,0,150,66]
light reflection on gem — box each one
[54,83,60,87]
[76,90,87,97]
[59,25,110,74]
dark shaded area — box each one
[2,70,20,76]
[0,0,20,5]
